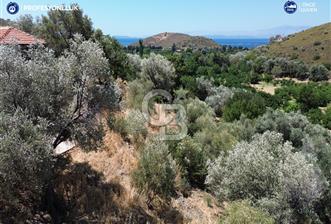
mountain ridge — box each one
[268,22,331,64]
[130,32,220,49]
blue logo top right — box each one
[284,1,297,14]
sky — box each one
[0,0,330,37]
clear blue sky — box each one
[1,0,330,36]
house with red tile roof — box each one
[0,26,45,45]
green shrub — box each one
[220,201,275,224]
[223,91,266,122]
[306,108,324,124]
[186,98,215,133]
[125,110,147,137]
[173,137,207,189]
[108,116,128,137]
[207,131,327,223]
[309,64,329,81]
[323,106,331,129]
[127,79,154,109]
[0,112,52,221]
[141,53,177,90]
[133,137,176,203]
[313,54,321,61]
[193,122,237,159]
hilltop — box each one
[268,23,331,65]
[130,32,220,49]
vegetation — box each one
[220,201,275,224]
[0,6,330,224]
[133,137,177,204]
[268,23,331,65]
[206,131,327,223]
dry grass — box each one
[250,82,279,95]
[55,109,223,223]
[172,190,223,224]
[268,22,331,65]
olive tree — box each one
[0,36,120,150]
[0,111,52,221]
[205,85,233,116]
[206,131,327,223]
[141,53,177,90]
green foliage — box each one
[186,98,215,134]
[275,82,331,113]
[0,112,52,221]
[141,53,177,90]
[93,30,131,79]
[133,137,176,202]
[223,91,266,121]
[39,4,93,55]
[193,122,238,159]
[310,64,329,81]
[220,201,275,224]
[323,106,331,129]
[108,115,128,137]
[307,108,324,124]
[172,137,207,188]
[0,38,120,150]
[127,79,154,109]
[207,131,327,223]
[125,110,147,137]
[16,15,38,34]
[237,109,331,222]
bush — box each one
[186,98,215,133]
[205,85,234,116]
[173,137,207,188]
[307,108,324,124]
[323,106,331,129]
[220,201,275,224]
[309,64,329,81]
[0,38,120,150]
[0,112,53,221]
[297,84,327,111]
[254,109,309,147]
[127,79,154,109]
[125,110,147,147]
[193,122,237,159]
[206,131,327,223]
[133,137,176,204]
[223,91,266,121]
[108,115,128,137]
[141,53,177,90]
[125,110,147,138]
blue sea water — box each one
[116,38,140,47]
[213,38,269,48]
[116,37,269,49]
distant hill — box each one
[130,32,220,49]
[268,23,331,65]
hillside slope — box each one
[268,23,331,64]
[131,32,220,49]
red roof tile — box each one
[0,26,45,45]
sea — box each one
[116,37,269,49]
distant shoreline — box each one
[116,37,269,49]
